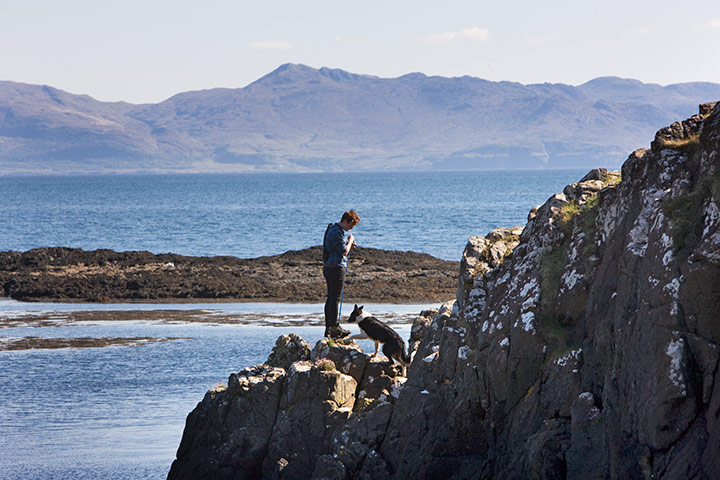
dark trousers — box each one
[323,265,345,327]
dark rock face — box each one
[168,338,409,480]
[169,103,720,479]
[168,365,286,479]
[0,246,458,303]
[375,102,720,479]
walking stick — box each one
[337,251,350,323]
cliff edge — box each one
[169,102,720,479]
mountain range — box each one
[2,63,720,173]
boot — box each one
[325,325,351,339]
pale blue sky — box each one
[2,0,719,103]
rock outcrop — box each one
[169,103,720,479]
[168,335,410,479]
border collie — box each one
[348,304,411,376]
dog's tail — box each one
[399,348,411,366]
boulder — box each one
[408,309,437,354]
[266,333,311,370]
[263,361,357,479]
[168,365,286,479]
[311,337,368,383]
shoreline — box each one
[5,296,438,305]
[0,301,433,351]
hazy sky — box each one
[2,0,719,104]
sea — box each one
[0,170,585,479]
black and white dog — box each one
[347,304,411,376]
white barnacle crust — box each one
[703,199,720,237]
[562,269,583,291]
[520,278,538,298]
[513,311,536,334]
[521,294,540,311]
[497,272,511,285]
[290,363,312,374]
[627,189,665,256]
[663,278,681,298]
[666,338,686,394]
[661,233,674,267]
[579,391,594,401]
[423,345,440,363]
[391,381,405,398]
[555,349,582,367]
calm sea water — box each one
[0,170,584,261]
[0,170,585,479]
[0,300,423,480]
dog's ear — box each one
[354,304,358,309]
[360,305,364,310]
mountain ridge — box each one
[1,64,719,173]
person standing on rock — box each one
[322,210,359,338]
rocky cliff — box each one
[168,103,720,479]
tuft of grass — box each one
[556,201,582,237]
[605,171,622,186]
[542,200,582,304]
[541,195,600,308]
[478,233,522,264]
[663,190,705,252]
[660,133,701,153]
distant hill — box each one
[2,64,719,173]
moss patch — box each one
[540,314,578,366]
[539,246,568,310]
[659,133,702,154]
[662,169,720,252]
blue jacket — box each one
[323,223,348,268]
